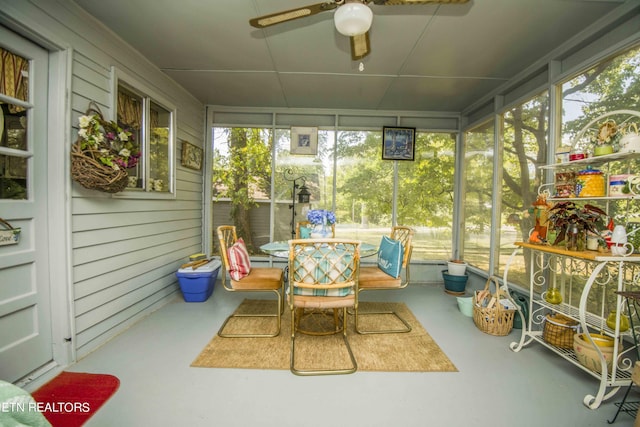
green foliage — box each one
[335,131,391,225]
[333,131,455,228]
[398,133,455,226]
[212,128,273,243]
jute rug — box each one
[191,299,457,372]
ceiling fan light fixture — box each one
[334,2,373,36]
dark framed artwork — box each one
[382,126,416,161]
[290,127,318,155]
[181,141,203,170]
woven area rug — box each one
[31,371,120,427]
[191,299,457,372]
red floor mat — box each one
[31,371,120,427]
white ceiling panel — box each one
[279,73,395,109]
[73,0,633,112]
[163,70,288,107]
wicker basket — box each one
[472,276,516,336]
[542,313,579,348]
[70,103,130,194]
[71,143,129,193]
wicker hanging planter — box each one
[71,143,129,193]
[70,102,139,194]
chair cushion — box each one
[377,235,404,278]
[299,226,312,238]
[288,293,355,309]
[228,238,251,280]
[231,267,283,290]
[359,266,402,288]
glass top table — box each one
[260,241,378,259]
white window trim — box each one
[110,66,176,199]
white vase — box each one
[447,261,467,276]
[310,222,331,239]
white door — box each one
[0,26,53,383]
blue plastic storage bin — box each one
[176,260,221,302]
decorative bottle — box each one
[567,223,579,251]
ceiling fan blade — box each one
[350,32,370,61]
[372,0,469,4]
[249,2,338,28]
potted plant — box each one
[592,119,621,156]
[441,259,468,294]
[547,201,607,249]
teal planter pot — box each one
[442,270,468,295]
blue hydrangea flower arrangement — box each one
[307,209,336,225]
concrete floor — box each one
[54,281,639,426]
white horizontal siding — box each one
[73,218,201,247]
[74,284,176,358]
[73,226,202,266]
[72,209,202,232]
[75,270,178,329]
[1,0,205,359]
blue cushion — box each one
[299,226,311,239]
[377,236,404,278]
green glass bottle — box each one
[545,288,563,304]
[606,310,629,332]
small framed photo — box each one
[382,126,416,161]
[290,127,318,155]
[181,141,203,170]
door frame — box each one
[45,47,75,374]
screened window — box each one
[212,127,273,253]
[497,91,549,285]
[398,132,456,261]
[462,121,495,270]
[272,128,334,242]
[560,46,640,151]
[212,125,456,261]
[335,130,392,242]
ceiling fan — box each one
[249,0,470,61]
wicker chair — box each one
[354,226,414,334]
[288,238,361,375]
[216,225,284,338]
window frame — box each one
[111,66,176,199]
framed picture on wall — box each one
[181,141,203,170]
[382,126,416,161]
[290,127,318,155]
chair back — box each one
[295,221,311,238]
[391,226,414,268]
[217,225,238,285]
[288,239,360,298]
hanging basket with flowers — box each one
[70,102,140,193]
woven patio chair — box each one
[355,226,414,334]
[288,238,361,375]
[217,225,284,338]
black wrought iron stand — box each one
[608,291,640,424]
